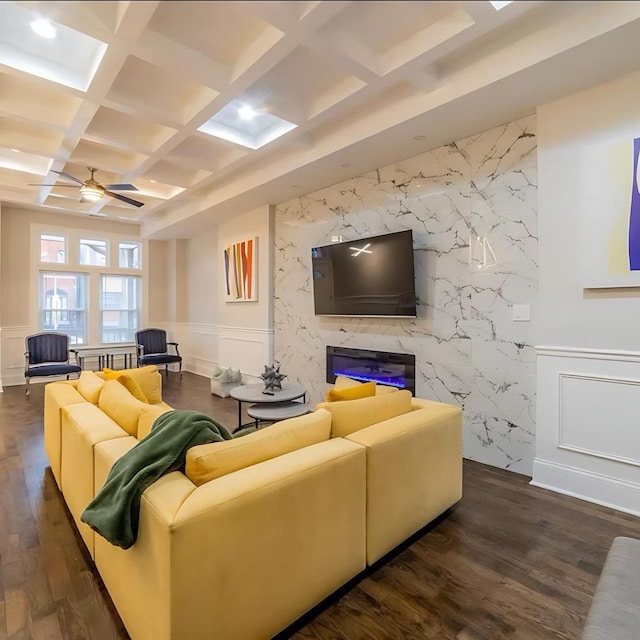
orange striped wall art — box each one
[224,237,258,302]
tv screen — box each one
[311,230,417,317]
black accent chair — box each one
[135,328,182,378]
[24,332,81,396]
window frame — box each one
[31,224,148,347]
[39,232,68,264]
[79,237,110,267]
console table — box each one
[229,383,307,432]
[104,347,137,370]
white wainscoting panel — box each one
[533,346,640,516]
[2,326,30,387]
[218,326,273,383]
[559,373,640,467]
[179,323,217,377]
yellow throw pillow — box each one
[325,381,376,402]
[185,409,332,486]
[98,379,148,436]
[333,374,398,396]
[334,375,362,390]
[318,389,413,438]
[375,384,399,395]
[76,370,104,404]
[117,374,149,403]
[103,365,162,404]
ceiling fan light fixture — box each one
[80,184,103,202]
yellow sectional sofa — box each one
[43,369,462,640]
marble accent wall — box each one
[274,115,537,475]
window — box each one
[80,238,108,266]
[40,234,66,263]
[119,241,141,269]
[34,225,144,346]
[100,275,141,343]
[39,272,88,344]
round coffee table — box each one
[247,401,310,428]
[229,383,306,431]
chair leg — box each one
[165,365,169,379]
[25,378,30,397]
[179,361,182,379]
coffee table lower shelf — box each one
[246,401,310,428]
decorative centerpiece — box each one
[261,363,287,394]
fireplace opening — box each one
[326,346,416,395]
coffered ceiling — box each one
[2,1,640,238]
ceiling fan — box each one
[29,167,144,207]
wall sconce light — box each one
[469,232,497,271]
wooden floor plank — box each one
[1,373,640,640]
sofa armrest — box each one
[44,381,86,489]
[95,438,366,640]
[346,403,462,564]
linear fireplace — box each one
[326,346,416,395]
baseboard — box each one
[531,458,640,517]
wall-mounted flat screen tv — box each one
[311,229,417,317]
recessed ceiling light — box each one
[30,19,56,38]
[489,1,512,9]
[414,135,426,141]
[238,105,256,121]
[149,179,157,183]
[11,148,20,153]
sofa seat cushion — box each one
[333,375,398,396]
[99,379,149,437]
[185,409,332,486]
[318,389,413,438]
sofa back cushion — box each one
[333,375,398,396]
[318,389,413,438]
[98,379,148,437]
[137,404,174,440]
[102,365,163,404]
[77,370,105,404]
[185,409,332,486]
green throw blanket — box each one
[81,409,246,549]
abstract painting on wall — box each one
[583,135,640,288]
[224,237,258,302]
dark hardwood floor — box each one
[1,372,639,640]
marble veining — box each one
[274,115,537,475]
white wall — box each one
[533,70,640,515]
[537,69,640,348]
[217,205,274,380]
[181,228,219,377]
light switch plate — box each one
[512,304,530,322]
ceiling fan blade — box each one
[105,183,139,191]
[28,183,78,187]
[51,170,84,184]
[105,190,144,207]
